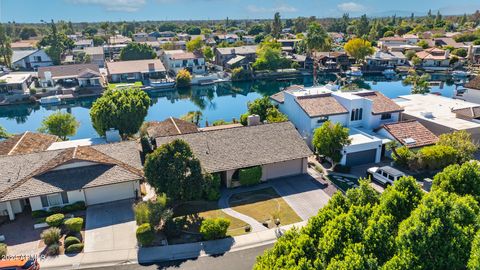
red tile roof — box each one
[0,132,58,156]
[295,93,349,117]
[354,91,404,115]
[465,76,480,90]
[382,120,438,148]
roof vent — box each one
[420,111,434,119]
[404,138,416,145]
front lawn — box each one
[229,188,301,228]
[327,174,360,192]
[107,81,143,90]
[170,201,249,244]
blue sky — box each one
[1,0,479,23]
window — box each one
[351,108,363,121]
[388,175,395,181]
[33,56,42,62]
[317,116,329,123]
[40,192,69,208]
[381,113,392,120]
[47,194,62,206]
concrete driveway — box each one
[269,173,331,220]
[84,199,137,252]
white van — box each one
[367,166,406,185]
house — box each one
[216,34,239,44]
[103,44,128,60]
[108,35,132,45]
[329,32,345,43]
[402,34,419,44]
[427,37,464,48]
[387,44,423,53]
[83,46,105,67]
[242,35,256,44]
[161,50,206,75]
[159,40,187,50]
[278,39,301,50]
[271,85,404,166]
[0,132,58,156]
[0,73,33,96]
[155,121,312,188]
[0,141,142,220]
[157,31,176,38]
[214,45,258,67]
[37,64,103,89]
[12,49,53,70]
[74,39,94,50]
[394,94,480,141]
[467,45,480,64]
[10,40,38,51]
[415,48,451,70]
[378,37,408,48]
[365,50,407,71]
[377,120,438,150]
[312,51,350,71]
[133,32,153,42]
[106,59,166,83]
[144,117,199,147]
[289,54,313,70]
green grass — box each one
[327,174,360,192]
[229,188,302,227]
[173,201,249,237]
[107,81,143,90]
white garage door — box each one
[263,159,304,180]
[85,182,136,205]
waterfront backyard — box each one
[0,75,462,140]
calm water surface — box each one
[0,75,462,140]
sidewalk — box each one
[41,221,308,269]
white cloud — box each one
[337,2,365,13]
[247,4,297,13]
[69,0,146,12]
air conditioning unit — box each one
[420,111,434,118]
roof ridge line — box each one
[8,131,29,156]
[170,116,182,135]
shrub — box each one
[72,201,86,211]
[49,206,63,214]
[240,113,249,126]
[46,213,65,227]
[392,146,415,168]
[0,243,6,258]
[64,236,81,248]
[200,218,230,240]
[134,198,172,226]
[204,173,221,201]
[136,223,155,246]
[32,210,49,218]
[65,243,84,253]
[62,204,75,213]
[417,145,458,170]
[238,166,262,186]
[134,202,150,226]
[176,69,191,88]
[164,219,182,238]
[64,218,83,232]
[46,243,59,256]
[231,67,252,81]
[41,227,61,246]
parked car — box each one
[367,166,406,185]
[0,258,40,270]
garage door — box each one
[264,159,303,180]
[84,182,136,205]
[346,149,376,166]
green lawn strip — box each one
[173,201,248,237]
[107,81,143,90]
[229,187,302,227]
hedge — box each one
[0,243,6,258]
[200,218,230,240]
[32,210,49,218]
[65,243,84,253]
[238,166,262,186]
[46,213,65,227]
[64,217,83,232]
[136,223,155,246]
[31,201,86,219]
[64,236,81,248]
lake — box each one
[0,75,462,140]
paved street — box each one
[84,199,137,252]
[81,243,274,270]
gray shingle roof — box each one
[155,122,312,173]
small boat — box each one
[452,70,471,78]
[346,67,363,77]
[382,69,396,77]
[150,80,175,89]
[40,95,61,105]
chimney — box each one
[247,114,260,126]
[231,49,236,55]
[105,128,121,143]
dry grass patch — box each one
[229,187,301,228]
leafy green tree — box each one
[417,40,429,49]
[38,111,79,140]
[437,130,478,163]
[265,107,288,123]
[200,218,230,240]
[0,24,12,68]
[186,37,203,52]
[231,67,252,81]
[176,69,192,88]
[248,24,264,35]
[403,70,430,94]
[90,88,150,138]
[246,96,275,122]
[203,46,214,62]
[272,12,282,38]
[0,125,10,139]
[355,15,370,38]
[39,20,74,65]
[92,36,105,46]
[119,43,156,61]
[252,40,291,71]
[344,38,375,63]
[468,230,480,270]
[19,27,37,40]
[305,22,331,54]
[158,22,179,32]
[144,139,204,201]
[82,26,98,37]
[186,26,201,35]
[312,121,351,167]
[181,110,203,125]
[432,162,480,201]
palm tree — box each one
[181,111,203,126]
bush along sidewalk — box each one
[40,214,85,256]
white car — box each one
[367,166,406,185]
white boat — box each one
[452,70,471,77]
[150,80,175,88]
[40,95,61,105]
[346,69,363,77]
[382,69,396,77]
